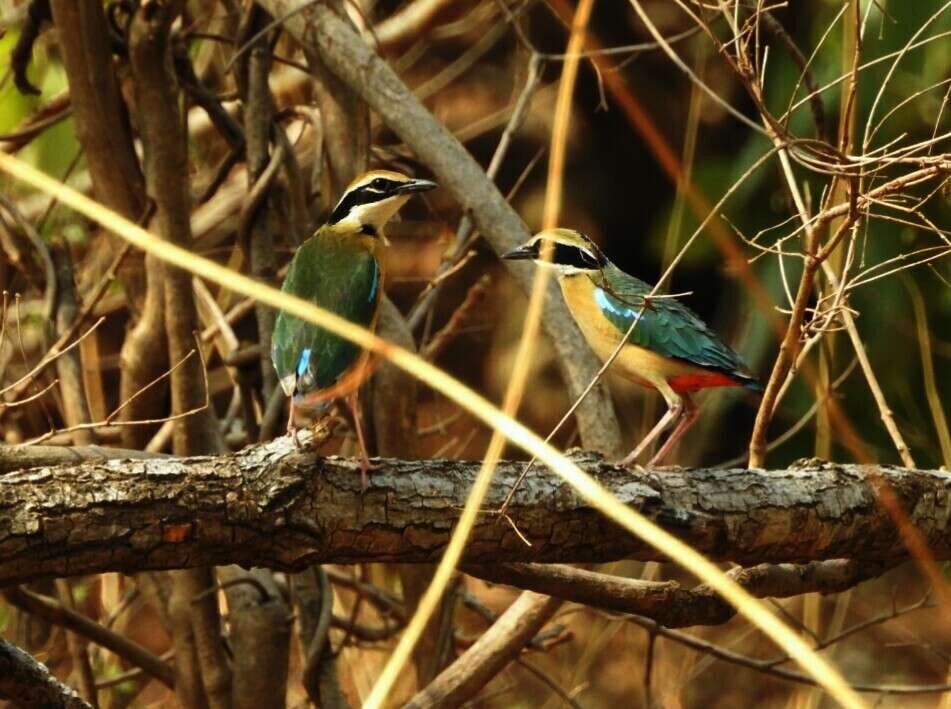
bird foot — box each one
[357,455,382,492]
[618,458,648,473]
[310,419,334,446]
[287,419,334,450]
[617,447,648,470]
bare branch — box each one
[0,637,91,709]
[404,592,562,709]
[1,443,949,585]
[462,559,891,628]
[627,613,951,695]
[2,587,175,689]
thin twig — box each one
[3,587,175,689]
[21,332,211,446]
[516,657,584,709]
[625,613,951,695]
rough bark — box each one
[0,445,946,582]
[257,0,623,458]
[0,637,91,709]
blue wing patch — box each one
[594,287,641,329]
[296,347,312,378]
[367,272,379,306]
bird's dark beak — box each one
[395,178,438,195]
[502,243,539,261]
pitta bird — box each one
[272,169,436,486]
[503,228,761,466]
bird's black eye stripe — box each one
[541,241,603,269]
[329,179,400,224]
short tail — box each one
[739,374,764,393]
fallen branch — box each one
[0,441,948,586]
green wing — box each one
[595,263,759,388]
[271,234,380,398]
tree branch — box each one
[0,443,165,475]
[0,637,91,709]
[627,614,951,695]
[2,587,176,689]
[404,591,562,709]
[129,5,231,707]
[462,559,893,628]
[0,443,947,585]
[48,0,148,308]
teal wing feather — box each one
[271,234,380,398]
[595,263,760,388]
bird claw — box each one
[357,456,381,492]
[287,418,333,450]
[619,458,648,473]
[617,448,646,469]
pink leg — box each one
[620,401,683,467]
[287,399,302,449]
[649,393,698,466]
[345,391,376,491]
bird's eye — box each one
[579,250,600,268]
[370,178,388,190]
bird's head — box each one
[328,169,437,235]
[502,228,606,276]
